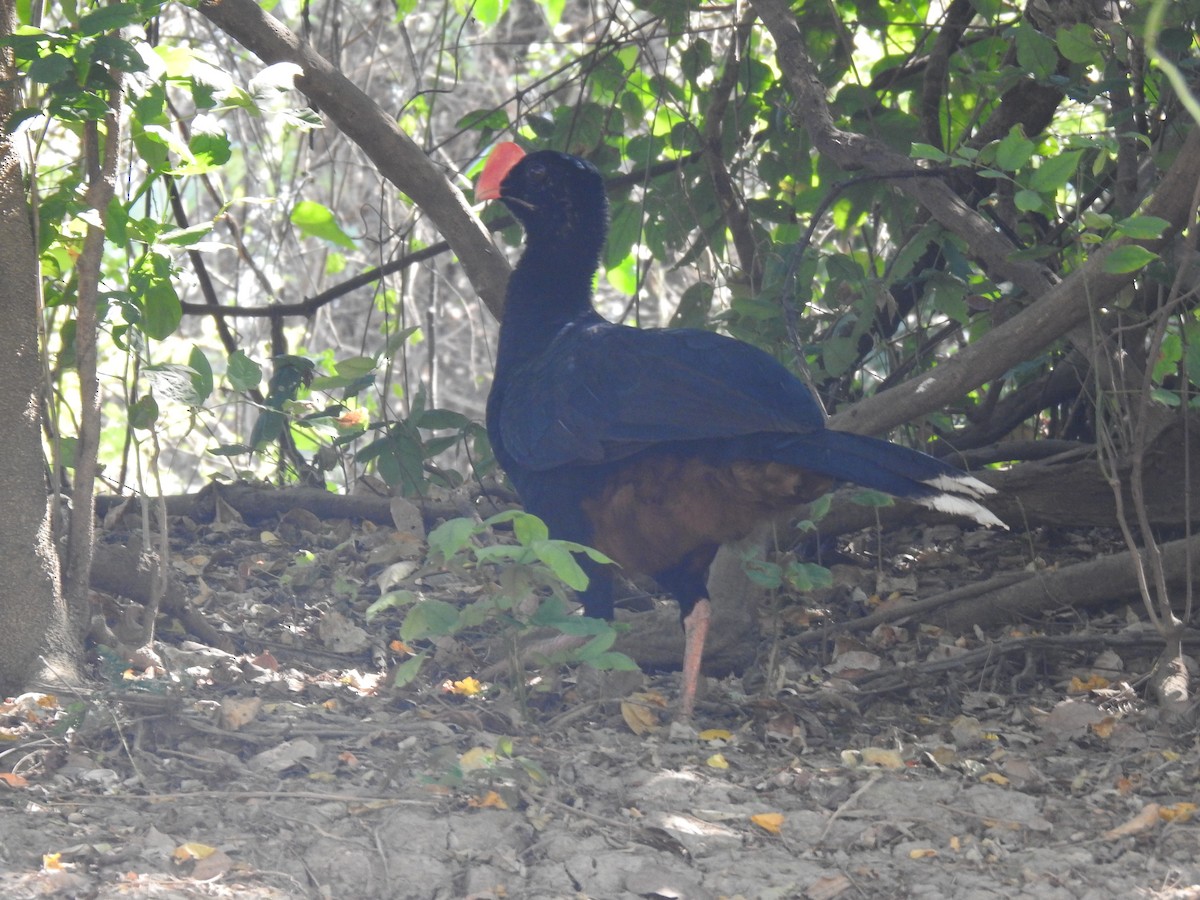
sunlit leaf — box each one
[291,200,356,249]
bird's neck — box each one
[496,242,601,365]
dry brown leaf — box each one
[804,872,852,899]
[621,692,665,735]
[1103,803,1161,840]
[218,696,262,731]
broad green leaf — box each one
[129,394,159,430]
[416,408,471,430]
[849,488,895,508]
[1150,387,1181,407]
[1014,189,1043,211]
[910,142,949,162]
[742,557,783,590]
[1114,215,1169,240]
[513,513,549,546]
[391,652,426,687]
[157,222,213,246]
[399,599,459,640]
[227,350,262,391]
[141,279,182,340]
[995,127,1035,172]
[1029,152,1082,193]
[1015,23,1057,80]
[78,3,138,34]
[531,542,589,590]
[427,517,481,559]
[1056,24,1100,65]
[1102,245,1158,274]
[291,200,356,250]
[144,363,206,407]
[366,589,421,619]
[188,346,214,406]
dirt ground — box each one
[2,501,1199,899]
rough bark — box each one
[0,0,77,695]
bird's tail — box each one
[760,430,1006,529]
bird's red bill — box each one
[476,142,526,202]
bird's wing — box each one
[495,321,828,471]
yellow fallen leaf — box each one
[698,728,732,741]
[450,676,483,696]
[980,772,1009,786]
[909,848,939,859]
[459,746,494,772]
[1090,716,1116,739]
[42,853,63,871]
[707,753,729,769]
[468,790,509,810]
[1160,803,1196,823]
[174,842,218,861]
[860,747,905,769]
[752,812,784,834]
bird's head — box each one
[476,143,608,260]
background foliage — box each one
[6,0,1199,501]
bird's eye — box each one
[526,162,547,183]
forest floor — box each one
[1,494,1199,899]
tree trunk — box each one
[0,0,77,695]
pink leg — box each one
[679,598,711,718]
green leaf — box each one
[415,408,471,430]
[180,126,232,173]
[399,599,460,641]
[1114,215,1169,240]
[208,443,254,457]
[1150,387,1181,407]
[291,200,356,250]
[531,542,589,591]
[78,3,139,34]
[129,394,159,430]
[1014,189,1043,211]
[144,363,206,407]
[512,513,549,546]
[227,350,262,391]
[391,652,426,687]
[157,222,214,246]
[909,142,949,162]
[584,651,640,671]
[742,557,783,590]
[366,589,421,619]
[141,279,182,340]
[995,127,1035,172]
[1028,151,1082,193]
[188,346,214,406]
[1102,245,1158,274]
[427,517,481,560]
[1056,23,1100,65]
[849,488,895,508]
[1015,23,1057,80]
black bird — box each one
[477,142,1002,716]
